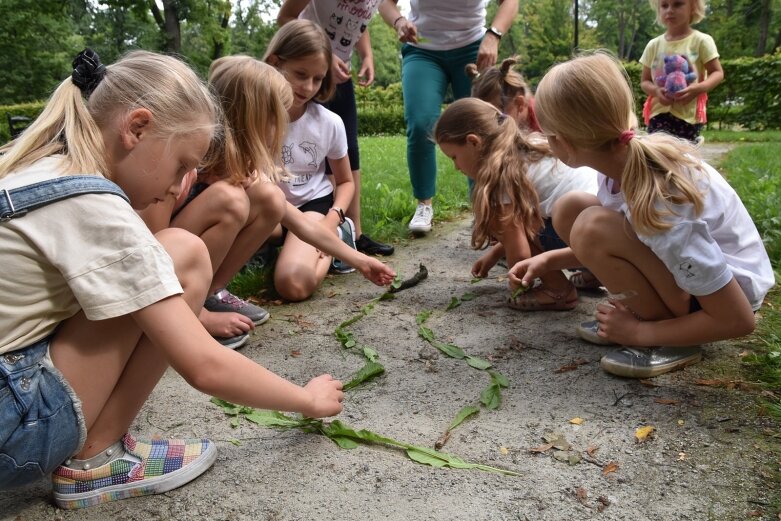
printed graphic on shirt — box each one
[678,259,696,278]
[321,0,382,60]
[282,141,321,187]
[282,144,293,165]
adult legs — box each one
[50,228,211,458]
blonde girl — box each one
[434,98,598,310]
[467,57,602,290]
[640,0,723,142]
[509,52,773,378]
[263,20,359,301]
[0,50,344,508]
[141,56,394,345]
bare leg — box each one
[50,229,211,458]
[346,168,362,237]
[551,192,601,246]
[569,207,690,321]
[273,212,333,302]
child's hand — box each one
[471,255,494,278]
[595,300,642,346]
[508,257,544,292]
[395,19,418,44]
[655,86,674,106]
[358,256,396,286]
[302,374,344,418]
[672,84,700,105]
[332,55,351,84]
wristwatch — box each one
[330,206,346,224]
[486,26,503,39]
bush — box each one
[0,101,45,144]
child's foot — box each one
[408,203,433,234]
[507,285,578,311]
[356,233,394,256]
[205,289,269,325]
[569,270,603,290]
[600,345,702,378]
[52,434,217,509]
[331,217,357,274]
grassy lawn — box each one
[702,129,781,143]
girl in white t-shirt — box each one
[434,98,599,311]
[264,20,359,301]
[0,50,345,507]
[509,52,773,379]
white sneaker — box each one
[408,203,433,234]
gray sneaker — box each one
[214,332,249,350]
[204,289,269,325]
[600,345,703,378]
[576,320,617,345]
[330,217,357,274]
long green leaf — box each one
[418,325,435,342]
[416,310,433,325]
[489,370,509,388]
[465,356,492,370]
[480,383,502,410]
[446,296,461,310]
[343,361,385,390]
[448,405,480,430]
[243,410,305,427]
[431,339,466,359]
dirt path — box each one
[4,143,776,521]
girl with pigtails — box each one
[508,52,773,378]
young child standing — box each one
[0,50,344,507]
[434,98,599,310]
[263,20,362,302]
[278,0,394,256]
[640,0,724,142]
[509,52,773,378]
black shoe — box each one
[355,234,394,256]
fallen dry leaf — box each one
[290,350,302,357]
[639,379,660,387]
[678,419,685,426]
[678,452,687,461]
[529,443,554,453]
[499,446,509,455]
[586,445,600,456]
[555,359,589,373]
[654,398,680,405]
[575,486,589,506]
[569,417,585,425]
[635,425,656,443]
[602,462,619,476]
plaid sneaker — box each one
[330,217,357,274]
[204,289,269,325]
[600,345,703,378]
[52,433,217,509]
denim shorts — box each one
[0,337,86,489]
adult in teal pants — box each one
[380,0,518,234]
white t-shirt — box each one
[623,163,774,310]
[408,0,486,50]
[279,103,348,208]
[525,157,599,218]
[596,173,626,212]
[300,0,382,63]
[0,157,183,354]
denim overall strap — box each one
[0,176,128,221]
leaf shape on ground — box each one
[448,406,480,431]
[543,431,571,451]
[569,417,585,425]
[635,425,656,443]
[602,462,620,475]
[529,443,554,453]
[446,296,462,310]
[416,309,433,324]
[390,274,403,290]
[330,436,360,449]
[480,383,502,410]
[465,356,492,370]
[470,277,483,284]
[431,339,466,359]
[343,361,385,390]
[362,346,379,362]
[489,371,509,388]
[244,410,304,428]
[460,292,476,301]
[418,325,436,342]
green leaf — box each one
[460,292,476,301]
[391,274,403,289]
[418,325,435,342]
[407,447,449,467]
[465,356,492,370]
[448,406,480,431]
[470,277,483,284]
[480,383,502,410]
[511,284,531,299]
[489,370,509,388]
[378,292,396,301]
[343,361,385,390]
[230,416,240,428]
[244,410,304,428]
[431,339,466,359]
[416,310,433,324]
[228,438,241,446]
[446,296,462,310]
[330,436,360,449]
[362,345,379,362]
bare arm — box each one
[674,57,724,104]
[133,296,343,417]
[356,29,374,86]
[476,0,519,71]
[507,247,581,291]
[277,0,309,25]
[379,0,418,43]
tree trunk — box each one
[755,0,770,56]
[149,0,181,53]
[212,3,231,60]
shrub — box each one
[0,101,45,144]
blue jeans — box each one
[401,39,481,201]
[0,337,86,489]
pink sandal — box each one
[507,286,578,311]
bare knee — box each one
[275,271,317,302]
[155,228,212,308]
[208,182,251,226]
[569,206,624,260]
[248,181,286,223]
[551,192,601,245]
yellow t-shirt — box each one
[0,157,183,354]
[640,30,719,124]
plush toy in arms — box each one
[655,54,697,94]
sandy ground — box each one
[5,142,778,521]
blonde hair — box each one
[466,56,531,110]
[535,51,704,235]
[649,0,706,25]
[206,56,292,184]
[434,98,546,250]
[263,19,335,103]
[0,51,220,181]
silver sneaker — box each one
[576,320,617,346]
[204,289,269,325]
[600,345,702,378]
[408,203,433,234]
[330,217,357,274]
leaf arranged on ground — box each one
[335,327,357,349]
[363,346,379,362]
[460,292,476,301]
[446,296,462,310]
[602,462,620,475]
[416,309,433,324]
[343,361,385,390]
[529,443,554,453]
[553,450,581,465]
[470,277,483,284]
[448,405,480,431]
[489,370,509,388]
[465,356,492,370]
[431,339,467,359]
[635,425,656,443]
[387,263,428,293]
[569,417,585,425]
[480,383,502,409]
[511,283,531,299]
[543,431,572,451]
[418,325,436,343]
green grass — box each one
[702,129,781,143]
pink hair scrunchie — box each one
[619,130,635,145]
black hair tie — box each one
[72,48,106,97]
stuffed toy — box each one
[655,54,697,94]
